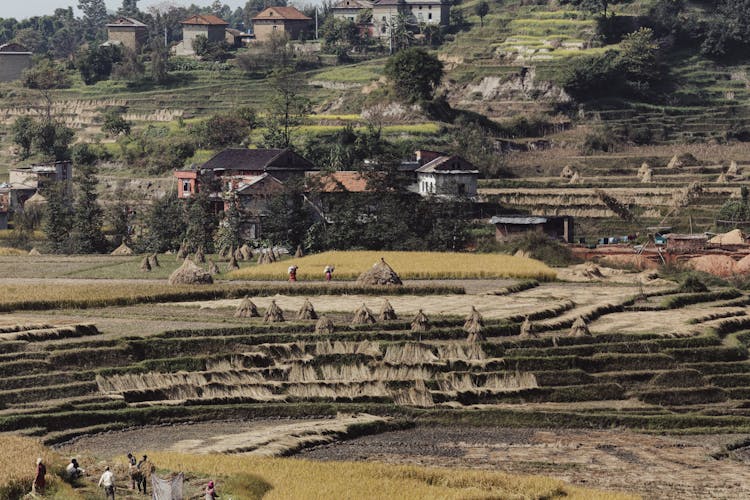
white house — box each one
[414,151,478,198]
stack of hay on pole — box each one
[28,248,41,256]
[176,241,188,260]
[149,253,160,268]
[235,296,260,318]
[356,258,403,286]
[240,244,253,261]
[519,316,537,338]
[208,259,220,275]
[194,246,206,263]
[297,298,318,320]
[227,253,240,271]
[264,299,284,323]
[257,251,273,265]
[315,316,335,334]
[463,306,485,343]
[295,245,304,258]
[379,299,397,321]
[140,256,151,272]
[411,309,430,333]
[351,303,376,325]
[168,258,213,285]
[111,243,134,256]
[569,316,591,337]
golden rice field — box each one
[150,452,637,500]
[229,251,557,281]
[0,435,76,498]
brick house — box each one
[412,151,479,198]
[7,161,73,210]
[333,0,374,22]
[106,17,148,52]
[0,43,32,82]
[252,7,313,42]
[176,14,229,56]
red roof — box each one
[311,171,373,193]
[252,7,312,21]
[181,14,229,26]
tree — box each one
[263,68,311,148]
[184,192,217,251]
[142,191,185,252]
[22,60,69,119]
[118,0,141,18]
[102,111,132,137]
[190,115,250,148]
[78,0,108,41]
[215,193,243,252]
[34,121,74,161]
[262,183,315,250]
[475,1,489,27]
[150,36,169,84]
[11,28,46,53]
[618,27,660,91]
[12,116,35,159]
[70,164,106,253]
[76,44,122,85]
[384,48,444,103]
[42,182,74,254]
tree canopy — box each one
[384,48,444,103]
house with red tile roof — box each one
[177,14,229,56]
[252,7,313,42]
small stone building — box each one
[0,43,32,82]
[333,0,374,22]
[177,14,229,56]
[372,0,409,38]
[491,215,575,243]
[414,151,478,198]
[106,17,148,52]
[664,233,708,253]
[252,7,313,42]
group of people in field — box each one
[288,264,335,282]
[32,454,219,499]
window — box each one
[419,5,422,9]
[428,12,432,19]
[182,180,191,193]
[272,25,277,30]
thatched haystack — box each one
[717,172,728,184]
[257,251,273,265]
[168,258,213,285]
[233,247,244,262]
[640,168,652,183]
[351,303,376,325]
[272,248,280,260]
[219,246,231,259]
[194,246,206,264]
[227,254,240,272]
[463,306,485,342]
[297,298,318,320]
[666,154,683,169]
[568,172,583,184]
[637,162,651,177]
[149,253,160,268]
[295,245,304,258]
[519,316,537,338]
[140,256,151,272]
[379,299,397,321]
[411,309,430,333]
[263,299,285,323]
[28,247,41,256]
[356,258,403,286]
[235,296,260,318]
[176,241,188,260]
[208,259,220,275]
[111,243,134,256]
[240,244,253,261]
[315,316,335,334]
[728,160,740,176]
[569,316,591,337]
[560,165,575,179]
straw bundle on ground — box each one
[569,316,591,337]
[463,306,485,342]
[233,247,243,262]
[257,251,273,265]
[717,172,728,184]
[240,244,253,261]
[356,258,403,286]
[351,303,376,325]
[111,243,134,256]
[411,309,430,333]
[640,168,652,183]
[728,160,740,176]
[637,162,651,177]
[176,241,188,260]
[264,299,285,323]
[568,172,583,184]
[519,316,537,338]
[140,256,151,272]
[379,299,397,321]
[297,298,318,320]
[235,296,260,318]
[28,247,41,256]
[149,253,160,268]
[295,245,304,258]
[208,259,220,275]
[219,246,231,259]
[227,253,240,272]
[560,165,575,179]
[666,154,683,169]
[273,248,280,260]
[315,316,335,334]
[168,258,213,285]
[194,246,206,263]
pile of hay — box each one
[28,247,41,256]
[168,258,213,285]
[728,160,741,177]
[666,154,683,169]
[351,303,376,325]
[560,165,575,179]
[637,162,651,177]
[640,167,653,183]
[709,229,746,245]
[240,244,253,261]
[411,309,430,333]
[227,253,240,272]
[176,241,188,260]
[717,172,728,184]
[315,316,335,334]
[297,298,318,320]
[584,264,604,279]
[234,247,244,262]
[463,306,485,342]
[140,256,151,272]
[111,243,134,256]
[257,251,274,265]
[379,299,397,321]
[208,259,220,275]
[734,254,750,274]
[235,296,260,318]
[356,258,403,286]
[519,316,537,338]
[568,172,583,184]
[569,316,591,337]
[148,253,160,268]
[194,246,206,263]
[295,245,304,258]
[264,300,285,323]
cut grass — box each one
[229,250,556,281]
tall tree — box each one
[475,1,489,27]
[262,68,311,148]
[71,164,106,253]
[184,192,217,251]
[142,191,184,252]
[78,0,108,41]
[118,0,141,18]
[384,47,444,102]
[43,182,74,254]
[22,60,69,119]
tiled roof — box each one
[312,171,373,193]
[333,0,375,8]
[490,216,548,225]
[181,14,229,25]
[201,148,317,172]
[0,43,30,53]
[253,7,312,20]
[415,155,479,174]
[107,17,147,28]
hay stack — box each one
[235,296,260,318]
[227,254,240,272]
[569,316,591,337]
[637,162,651,177]
[411,309,430,333]
[295,245,304,258]
[568,171,583,184]
[111,243,134,256]
[257,251,273,265]
[640,167,652,183]
[208,259,220,275]
[717,172,728,184]
[560,165,575,179]
[356,258,403,286]
[272,248,280,260]
[583,264,604,279]
[728,160,740,176]
[240,244,253,261]
[379,299,398,321]
[351,303,376,325]
[263,300,285,323]
[315,316,335,334]
[149,253,160,268]
[233,247,244,262]
[168,258,213,285]
[666,154,683,169]
[297,298,318,320]
[194,246,206,264]
[176,241,188,260]
[519,316,537,338]
[28,247,41,256]
[463,306,485,342]
[140,256,151,272]
[219,246,231,259]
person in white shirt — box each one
[66,458,84,480]
[98,466,115,499]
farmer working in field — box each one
[127,452,137,489]
[98,466,115,500]
[324,265,334,282]
[136,454,151,494]
[288,265,298,282]
[205,479,219,499]
[33,457,46,494]
[66,458,84,480]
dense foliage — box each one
[384,48,444,103]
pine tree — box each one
[43,182,74,254]
[215,193,243,253]
[185,192,217,252]
[78,0,108,41]
[71,164,106,253]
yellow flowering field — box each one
[230,250,556,281]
